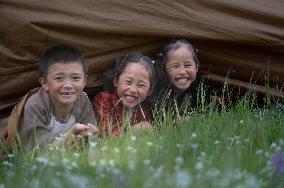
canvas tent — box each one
[1,0,284,126]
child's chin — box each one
[59,98,77,105]
[175,84,190,91]
[123,102,138,109]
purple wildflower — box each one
[271,151,284,175]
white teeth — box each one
[125,95,137,101]
[176,78,189,85]
[177,77,189,81]
[61,92,73,95]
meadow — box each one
[0,95,283,188]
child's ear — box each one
[113,78,118,87]
[39,77,48,91]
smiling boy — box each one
[19,44,97,148]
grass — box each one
[0,95,284,188]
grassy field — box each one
[0,97,283,188]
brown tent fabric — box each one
[1,0,284,117]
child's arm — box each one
[92,92,122,137]
[75,92,98,128]
[19,96,53,147]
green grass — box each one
[0,98,284,188]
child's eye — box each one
[185,64,192,68]
[172,65,179,69]
[124,81,130,85]
[54,77,63,81]
[73,76,82,81]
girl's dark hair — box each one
[38,44,87,78]
[155,38,199,88]
[104,52,156,93]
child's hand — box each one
[132,121,152,132]
[71,123,98,136]
[55,123,98,147]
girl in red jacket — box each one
[92,52,156,137]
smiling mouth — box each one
[175,77,189,82]
[176,77,189,80]
[124,95,138,103]
[60,92,74,96]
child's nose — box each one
[129,85,138,93]
[63,79,73,88]
[178,68,187,75]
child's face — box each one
[114,62,151,109]
[165,46,198,93]
[41,62,86,109]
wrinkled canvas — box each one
[1,0,284,115]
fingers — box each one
[72,123,91,135]
[72,123,98,135]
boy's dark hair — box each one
[104,52,156,93]
[155,38,199,88]
[38,44,88,78]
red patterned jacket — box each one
[92,90,151,137]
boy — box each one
[19,44,97,148]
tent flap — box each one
[1,0,284,113]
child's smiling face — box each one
[41,62,86,109]
[165,46,198,93]
[114,62,151,110]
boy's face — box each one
[114,62,151,110]
[41,62,86,108]
[165,46,198,93]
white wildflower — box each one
[146,142,153,146]
[190,143,198,150]
[126,146,133,151]
[89,141,97,148]
[62,158,68,165]
[2,160,13,167]
[176,143,184,148]
[214,140,220,144]
[143,159,151,165]
[130,136,136,141]
[276,146,282,152]
[175,156,184,166]
[191,132,197,138]
[244,138,250,143]
[128,161,135,171]
[270,142,277,148]
[73,152,80,158]
[279,138,284,146]
[90,161,96,167]
[200,152,206,157]
[99,159,107,166]
[175,170,192,188]
[255,149,263,155]
[71,161,78,168]
[35,157,49,165]
[65,173,90,187]
[206,168,220,178]
[195,161,203,170]
[153,165,164,179]
[113,147,120,153]
[109,159,115,167]
[101,146,107,151]
[7,154,14,158]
